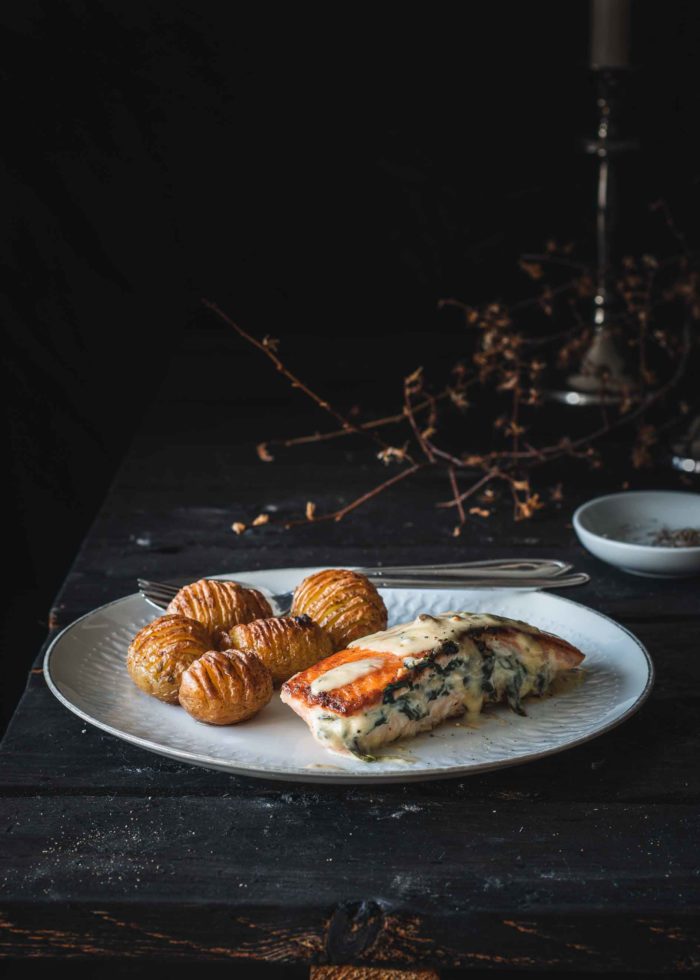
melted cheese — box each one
[309,657,386,695]
[349,611,519,657]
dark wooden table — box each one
[1,341,699,976]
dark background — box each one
[2,0,700,731]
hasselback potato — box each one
[228,614,333,684]
[290,569,387,650]
[167,578,272,633]
[178,649,273,725]
[127,614,211,703]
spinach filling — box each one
[346,628,551,758]
[505,680,527,716]
[346,628,553,756]
[350,737,377,762]
[382,642,465,721]
[479,642,496,697]
[433,656,465,677]
[534,669,548,695]
[428,684,448,701]
[383,678,412,705]
[368,712,387,731]
[394,696,427,722]
[476,637,529,716]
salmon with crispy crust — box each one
[280,611,585,758]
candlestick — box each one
[591,0,631,68]
[546,66,638,406]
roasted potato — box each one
[228,614,333,684]
[127,614,211,703]
[167,578,272,633]
[290,569,387,650]
[178,649,273,725]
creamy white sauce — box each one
[348,611,509,657]
[309,657,386,694]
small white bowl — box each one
[573,490,700,577]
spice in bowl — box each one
[651,527,700,548]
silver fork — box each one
[138,559,589,614]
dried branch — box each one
[278,396,443,447]
[281,463,424,527]
[202,299,414,463]
[403,367,435,463]
[437,469,500,509]
[447,466,466,535]
[206,215,697,534]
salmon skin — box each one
[280,611,585,758]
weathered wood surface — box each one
[1,346,699,973]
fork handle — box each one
[369,573,589,590]
[362,558,570,577]
[358,558,571,575]
[364,563,573,581]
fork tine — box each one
[138,579,180,602]
[146,588,178,599]
[142,591,176,605]
[143,591,176,604]
[138,579,179,594]
[142,595,170,610]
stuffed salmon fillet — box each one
[280,611,584,758]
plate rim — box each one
[43,567,656,784]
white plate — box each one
[44,567,653,784]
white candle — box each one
[590,0,631,68]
